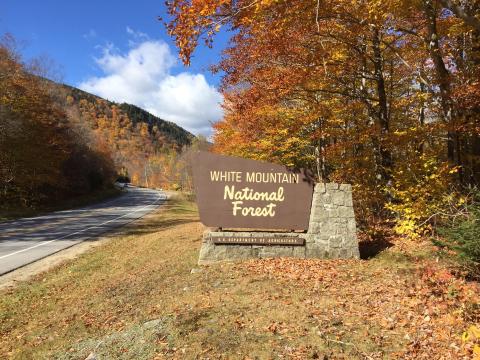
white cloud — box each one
[79,32,223,136]
[126,27,150,47]
[82,29,97,39]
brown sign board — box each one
[210,235,305,246]
[191,151,314,230]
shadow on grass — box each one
[359,237,394,259]
[122,218,197,236]
[118,199,199,237]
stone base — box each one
[198,183,360,264]
[198,230,359,265]
[199,231,307,265]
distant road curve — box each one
[0,187,166,276]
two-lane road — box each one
[0,187,165,275]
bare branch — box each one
[439,0,480,32]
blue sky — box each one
[0,0,230,135]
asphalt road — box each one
[0,187,166,276]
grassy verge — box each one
[0,195,478,359]
[0,188,122,222]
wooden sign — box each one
[210,235,305,246]
[192,151,314,230]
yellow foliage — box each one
[462,325,480,359]
[474,344,480,357]
[386,156,459,238]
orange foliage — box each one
[165,0,480,235]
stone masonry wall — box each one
[198,183,359,265]
[305,183,360,259]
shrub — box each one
[437,197,480,276]
[386,156,460,238]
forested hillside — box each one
[63,85,193,147]
[61,84,196,188]
[0,35,198,212]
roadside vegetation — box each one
[0,35,116,213]
[436,194,480,280]
[1,195,478,359]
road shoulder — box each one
[0,194,171,291]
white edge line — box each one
[0,193,165,261]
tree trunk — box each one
[372,27,393,181]
[424,0,462,173]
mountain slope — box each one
[57,82,199,188]
[63,84,194,147]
